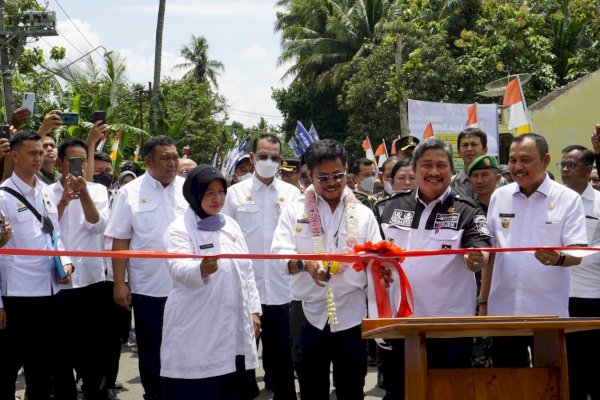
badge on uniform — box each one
[548,203,556,210]
[245,195,252,202]
[295,226,302,233]
[140,197,147,204]
[17,202,27,212]
[199,243,214,250]
[442,245,451,249]
[502,218,510,229]
[230,235,237,243]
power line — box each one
[226,107,284,120]
[53,0,96,52]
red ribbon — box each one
[369,259,414,318]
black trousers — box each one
[290,301,366,400]
[132,293,167,400]
[103,281,132,389]
[260,303,296,400]
[568,297,600,400]
[57,281,108,400]
[0,295,76,400]
[383,337,473,400]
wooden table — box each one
[362,316,600,400]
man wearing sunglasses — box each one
[223,134,300,399]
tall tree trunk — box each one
[395,33,409,137]
[151,0,166,134]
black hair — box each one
[561,145,594,166]
[391,157,412,179]
[10,131,41,150]
[142,135,175,158]
[380,156,399,175]
[252,134,281,153]
[352,157,374,174]
[457,127,488,149]
[121,160,144,176]
[94,152,112,164]
[411,138,453,168]
[512,133,548,159]
[57,138,88,160]
[304,139,347,170]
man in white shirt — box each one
[272,139,382,399]
[105,136,186,400]
[0,131,75,399]
[51,138,109,399]
[482,134,588,367]
[223,134,300,399]
[559,145,600,400]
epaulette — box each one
[373,189,411,208]
[450,190,479,208]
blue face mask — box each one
[196,214,226,231]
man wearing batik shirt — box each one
[375,138,492,399]
[272,139,382,399]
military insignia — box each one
[282,161,289,167]
[502,218,510,229]
[17,201,24,209]
[231,235,237,242]
[483,158,491,167]
[140,197,147,203]
[408,137,415,146]
[279,197,285,203]
[245,195,252,201]
[447,207,455,213]
[43,192,48,198]
[295,226,303,233]
[548,203,555,210]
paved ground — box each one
[15,345,387,399]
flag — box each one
[423,122,434,139]
[502,77,532,134]
[133,141,141,162]
[288,137,302,158]
[362,137,375,161]
[378,154,388,168]
[308,123,320,142]
[182,145,190,159]
[211,145,219,167]
[465,104,479,128]
[109,130,121,161]
[390,136,399,155]
[96,128,110,152]
[374,142,386,157]
[295,121,313,150]
[232,130,238,142]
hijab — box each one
[183,164,227,231]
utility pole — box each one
[0,1,57,123]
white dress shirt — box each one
[51,180,109,289]
[0,173,72,304]
[487,175,588,317]
[222,174,301,305]
[271,191,382,331]
[105,173,187,297]
[160,208,260,379]
[570,184,600,298]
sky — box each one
[35,0,289,128]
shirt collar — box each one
[458,170,469,184]
[11,172,41,195]
[415,186,451,207]
[513,173,551,197]
[581,183,596,201]
[144,171,175,189]
[251,173,277,190]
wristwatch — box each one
[296,259,305,272]
[477,298,488,306]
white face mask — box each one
[254,159,279,179]
[384,180,395,195]
[237,173,252,182]
[360,176,376,193]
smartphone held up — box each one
[69,157,83,178]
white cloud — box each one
[114,1,274,20]
[238,45,269,63]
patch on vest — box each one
[434,213,460,230]
[389,209,414,227]
[474,215,491,237]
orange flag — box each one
[423,122,434,139]
[362,138,371,150]
[465,104,478,128]
[374,142,386,157]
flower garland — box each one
[304,186,359,330]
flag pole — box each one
[515,75,533,131]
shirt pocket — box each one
[15,210,37,238]
[132,202,160,230]
[430,230,460,249]
[383,225,411,249]
[236,204,260,233]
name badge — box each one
[499,213,515,218]
[199,243,214,250]
[296,218,308,223]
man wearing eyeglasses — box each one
[272,139,382,399]
[481,134,587,370]
[223,134,300,399]
[557,145,600,400]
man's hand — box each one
[0,308,6,330]
[37,110,62,136]
[0,138,9,160]
[201,257,219,278]
[56,263,74,284]
[0,222,13,247]
[252,313,261,339]
[87,121,107,145]
[464,250,485,272]
[305,261,327,287]
[114,282,132,311]
[11,108,31,129]
[67,175,89,198]
[379,261,395,288]
[534,248,561,266]
[591,124,600,154]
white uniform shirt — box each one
[160,208,260,379]
[487,175,588,317]
[271,192,382,331]
[569,184,600,298]
[51,180,109,289]
[0,173,72,304]
[222,174,300,305]
[105,173,187,297]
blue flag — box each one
[308,123,320,142]
[238,135,250,153]
[295,121,313,150]
[288,137,302,157]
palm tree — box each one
[151,0,166,132]
[173,35,225,88]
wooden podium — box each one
[362,316,600,400]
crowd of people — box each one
[0,107,598,400]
